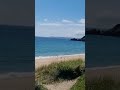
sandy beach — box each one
[35,54,85,90]
[35,54,85,68]
[0,72,34,90]
[86,66,120,81]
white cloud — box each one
[62,19,73,23]
[78,18,85,24]
[35,19,85,38]
[39,23,62,26]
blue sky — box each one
[35,0,85,37]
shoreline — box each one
[0,72,34,79]
[86,65,120,70]
[35,54,85,68]
[86,65,120,81]
[0,72,34,90]
[35,53,85,59]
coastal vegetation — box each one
[35,84,47,90]
[86,24,120,37]
[35,59,85,90]
[86,77,120,90]
[71,36,85,41]
[70,75,85,90]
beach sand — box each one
[86,66,120,81]
[0,72,34,90]
[35,54,85,68]
[35,54,85,90]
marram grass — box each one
[86,77,120,90]
[35,59,85,84]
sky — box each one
[86,0,120,29]
[35,0,85,38]
[0,0,34,26]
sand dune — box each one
[35,54,85,68]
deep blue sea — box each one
[86,35,120,67]
[35,37,85,57]
[0,30,34,73]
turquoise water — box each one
[35,37,85,57]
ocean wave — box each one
[0,72,34,79]
[35,53,85,60]
[86,65,120,70]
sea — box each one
[2,34,120,75]
[35,37,85,58]
[86,35,120,68]
[0,30,34,75]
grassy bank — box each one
[86,77,120,90]
[35,59,85,84]
[35,84,47,90]
[35,59,85,90]
[70,75,85,90]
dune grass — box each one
[35,59,85,84]
[86,77,120,90]
[70,75,85,90]
[35,84,47,90]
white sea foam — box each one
[35,53,85,60]
[0,72,34,79]
[87,65,120,70]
